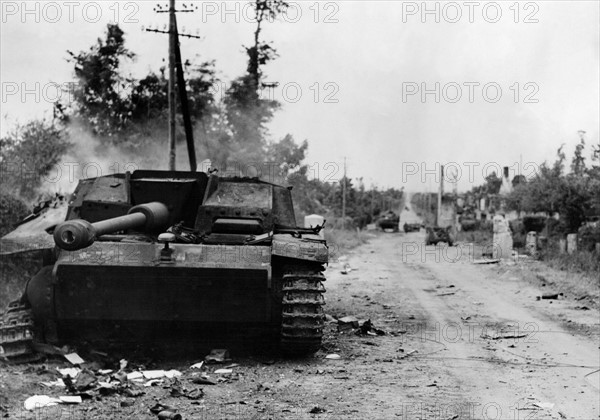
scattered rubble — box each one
[64,352,85,365]
[536,293,563,300]
[204,349,230,364]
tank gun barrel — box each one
[53,202,169,251]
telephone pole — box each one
[342,157,347,230]
[437,165,444,227]
[167,0,177,170]
[147,1,201,171]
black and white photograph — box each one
[1,1,599,418]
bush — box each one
[578,224,600,252]
[324,228,370,259]
[522,215,547,233]
[0,193,29,237]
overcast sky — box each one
[1,1,598,191]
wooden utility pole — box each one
[437,165,444,226]
[168,0,177,170]
[370,186,375,220]
[146,1,201,171]
[342,157,347,230]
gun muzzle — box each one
[53,202,169,251]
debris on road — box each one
[192,376,216,385]
[472,259,500,264]
[58,367,80,378]
[481,332,528,340]
[397,350,418,360]
[214,368,233,375]
[64,352,85,365]
[357,319,385,336]
[309,406,326,414]
[536,293,563,300]
[204,349,230,364]
[533,402,555,409]
[190,362,204,369]
[338,316,359,332]
[157,410,182,420]
[23,395,61,410]
[340,263,353,274]
[58,396,82,404]
[325,354,341,360]
[142,370,182,380]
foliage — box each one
[65,23,219,149]
[507,139,599,233]
[0,193,29,237]
[0,119,71,199]
[65,24,135,136]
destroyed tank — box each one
[377,210,400,232]
[3,170,328,356]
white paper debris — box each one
[190,362,204,369]
[165,369,182,378]
[64,352,85,365]
[126,371,144,381]
[24,395,61,411]
[214,368,233,375]
[325,354,342,360]
[98,369,113,375]
[140,370,182,380]
[142,370,165,379]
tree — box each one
[65,24,135,137]
[506,137,600,233]
[223,0,289,154]
[484,172,502,195]
[0,119,70,199]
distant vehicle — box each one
[403,222,422,233]
[425,226,454,246]
[377,211,400,232]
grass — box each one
[324,228,371,261]
[541,247,600,277]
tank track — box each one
[0,300,34,359]
[280,265,326,355]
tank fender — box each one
[272,233,328,263]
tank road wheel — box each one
[280,266,326,356]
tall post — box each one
[342,157,347,230]
[168,0,177,170]
[370,186,374,221]
[437,165,444,227]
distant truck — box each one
[377,211,400,232]
[403,222,422,233]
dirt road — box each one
[321,232,599,419]
[2,232,598,419]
